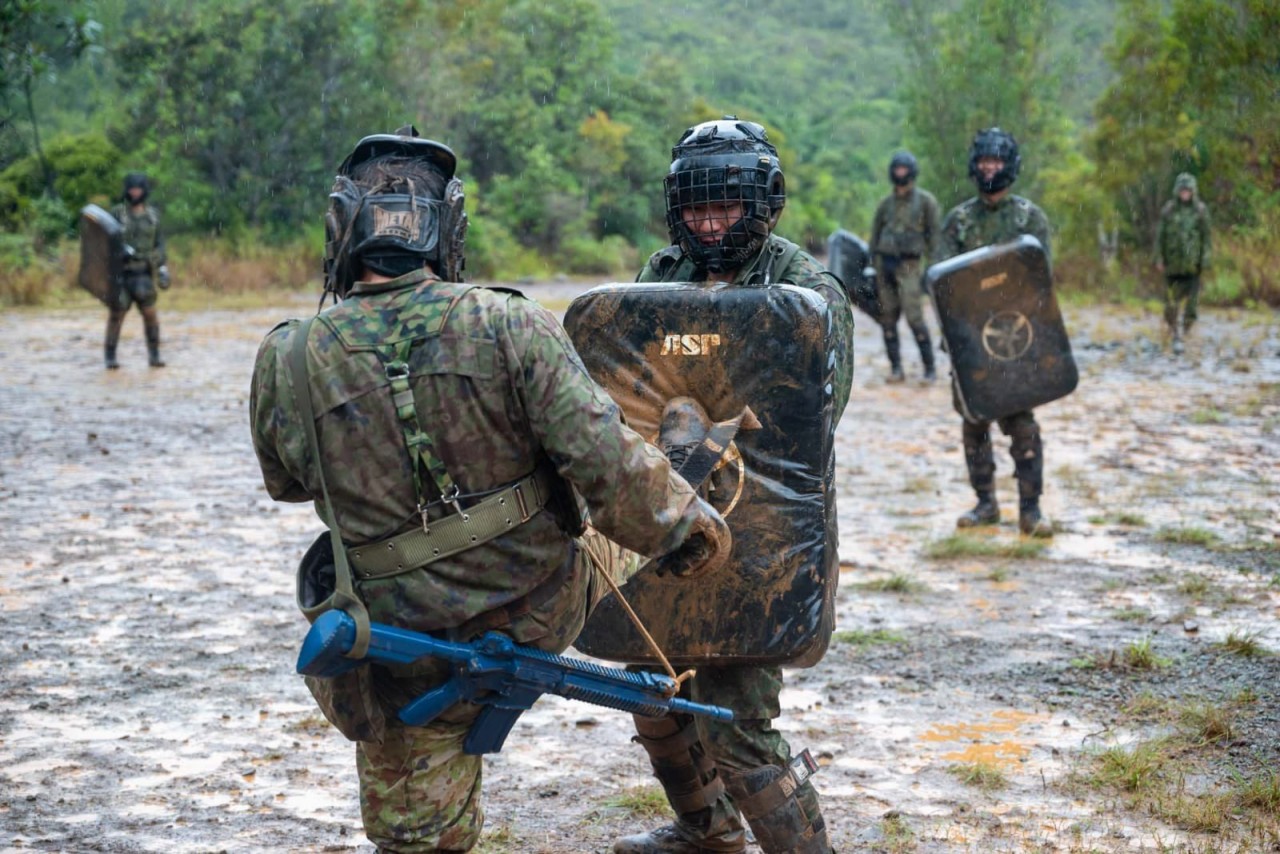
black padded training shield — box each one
[78,204,125,306]
[565,282,840,667]
[826,228,881,321]
[926,235,1077,422]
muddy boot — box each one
[883,327,905,383]
[658,397,712,476]
[957,490,1000,528]
[614,715,746,854]
[1171,328,1184,356]
[723,753,831,854]
[104,312,124,370]
[915,328,937,382]
[144,319,165,368]
[1018,500,1053,538]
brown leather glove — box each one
[652,497,732,579]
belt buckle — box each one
[513,484,529,520]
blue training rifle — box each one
[296,609,733,755]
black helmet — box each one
[888,151,918,186]
[323,124,468,298]
[968,128,1021,193]
[664,116,785,274]
[122,172,149,202]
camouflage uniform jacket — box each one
[938,194,1053,271]
[1157,177,1211,276]
[249,270,702,632]
[870,186,942,260]
[111,203,166,272]
[637,234,854,421]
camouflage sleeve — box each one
[248,320,314,504]
[938,207,964,261]
[506,299,700,558]
[1199,206,1212,270]
[869,198,887,255]
[784,255,854,422]
[153,212,167,267]
[1027,204,1053,273]
[924,192,943,262]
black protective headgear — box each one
[664,116,785,274]
[968,128,1021,194]
[122,172,149,202]
[888,151,918,186]
[323,124,468,298]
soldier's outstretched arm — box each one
[505,298,701,560]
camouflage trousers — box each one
[876,255,928,336]
[630,662,822,841]
[1163,274,1201,332]
[115,269,158,311]
[355,529,636,853]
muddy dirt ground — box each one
[1,286,1278,854]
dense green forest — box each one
[1,0,1276,304]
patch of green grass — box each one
[1177,574,1213,597]
[1093,511,1149,527]
[946,762,1008,791]
[853,574,927,595]
[879,812,915,851]
[1190,407,1228,425]
[986,566,1011,582]
[600,786,672,819]
[1176,701,1235,746]
[1234,771,1280,815]
[1091,741,1171,793]
[923,534,1048,560]
[1124,637,1172,670]
[1215,630,1270,658]
[1111,607,1151,622]
[474,824,518,853]
[1122,692,1172,721]
[1156,526,1221,547]
[831,628,908,650]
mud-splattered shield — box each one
[826,228,881,321]
[565,282,840,667]
[926,235,1078,422]
[78,204,125,306]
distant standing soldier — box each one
[870,150,940,382]
[1156,172,1211,354]
[938,128,1054,538]
[107,173,170,368]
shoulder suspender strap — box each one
[288,316,372,659]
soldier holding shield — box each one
[936,128,1054,538]
[106,173,170,368]
[597,117,851,854]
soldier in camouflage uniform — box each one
[870,151,941,382]
[938,128,1053,538]
[1156,173,1212,354]
[107,173,170,368]
[614,118,851,854]
[249,127,732,853]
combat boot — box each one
[1171,330,1185,356]
[1019,501,1053,538]
[883,327,905,384]
[104,312,124,370]
[916,329,937,382]
[658,397,712,474]
[144,320,166,368]
[613,715,746,854]
[724,755,832,854]
[956,491,1000,528]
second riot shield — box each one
[78,204,125,306]
[826,228,881,321]
[926,235,1077,422]
[565,282,840,667]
